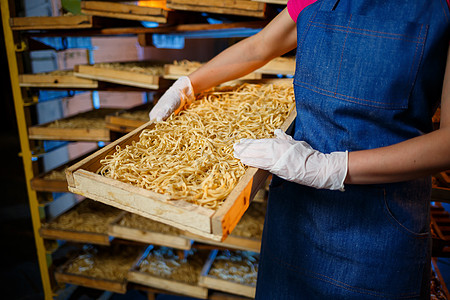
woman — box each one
[150,0,450,298]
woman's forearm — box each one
[345,127,450,184]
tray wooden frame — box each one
[128,246,209,299]
[31,150,97,192]
[255,56,295,76]
[185,232,260,253]
[105,105,149,133]
[163,63,261,81]
[66,93,296,241]
[40,227,111,246]
[19,72,98,89]
[28,108,119,141]
[31,169,69,193]
[54,271,127,294]
[252,0,287,4]
[166,0,266,18]
[39,199,113,245]
[54,244,147,294]
[81,1,170,23]
[10,15,104,30]
[108,212,193,250]
[74,63,162,89]
[199,250,256,299]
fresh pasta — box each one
[138,247,206,284]
[65,245,141,281]
[46,199,120,233]
[209,250,259,286]
[98,83,295,209]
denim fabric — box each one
[255,0,449,299]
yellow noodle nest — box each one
[65,245,141,281]
[98,83,294,209]
[47,200,120,233]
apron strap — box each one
[320,0,341,11]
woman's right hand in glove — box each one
[149,76,195,122]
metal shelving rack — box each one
[1,1,54,298]
[1,1,273,298]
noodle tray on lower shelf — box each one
[199,249,258,298]
[55,244,144,294]
[28,108,121,142]
[31,150,98,192]
[105,104,151,134]
[128,246,210,299]
[66,83,296,241]
[184,200,266,253]
[19,70,98,89]
[40,199,121,245]
[74,61,166,90]
[108,212,193,250]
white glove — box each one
[149,76,195,122]
[233,129,348,191]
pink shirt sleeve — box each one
[287,0,318,22]
[287,0,450,23]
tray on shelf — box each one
[105,104,151,133]
[431,257,450,299]
[39,199,121,245]
[19,70,98,89]
[185,200,266,253]
[28,108,120,141]
[166,0,266,17]
[74,61,165,89]
[55,244,144,294]
[432,171,450,204]
[81,1,171,23]
[31,150,98,193]
[255,56,295,76]
[9,15,108,30]
[163,60,262,81]
[109,212,193,250]
[199,249,258,298]
[128,246,209,299]
[66,83,295,241]
[252,0,287,4]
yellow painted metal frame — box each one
[1,0,53,298]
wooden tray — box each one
[74,62,164,89]
[199,250,257,298]
[252,0,287,4]
[39,199,121,245]
[128,247,209,299]
[28,108,119,141]
[431,257,450,299]
[164,61,262,81]
[19,71,98,89]
[81,1,170,23]
[166,0,266,18]
[105,105,150,133]
[9,15,106,30]
[432,171,450,204]
[255,56,295,76]
[109,212,193,250]
[31,150,97,192]
[55,271,127,294]
[55,244,144,294]
[66,84,296,241]
[184,201,266,252]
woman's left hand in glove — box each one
[233,129,348,191]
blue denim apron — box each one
[255,0,450,299]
